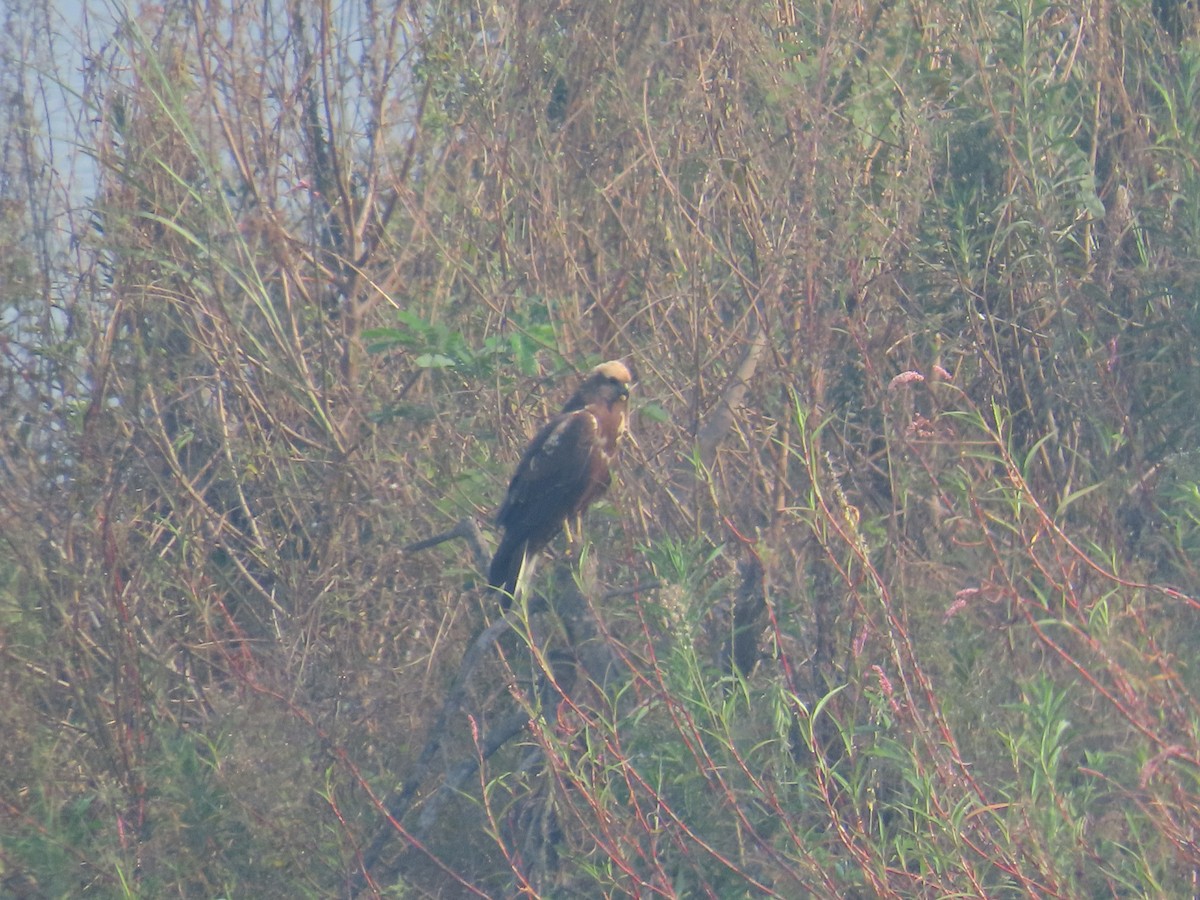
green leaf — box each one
[415,353,456,369]
[638,402,669,424]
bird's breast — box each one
[589,404,627,455]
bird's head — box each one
[565,360,633,411]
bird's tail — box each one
[487,533,529,608]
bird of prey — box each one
[488,360,633,606]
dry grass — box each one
[2,0,1200,896]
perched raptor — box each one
[488,360,632,606]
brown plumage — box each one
[488,360,632,606]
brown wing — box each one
[489,409,608,600]
[497,409,605,541]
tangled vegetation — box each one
[2,0,1200,896]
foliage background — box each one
[2,0,1200,896]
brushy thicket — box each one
[3,0,1200,896]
